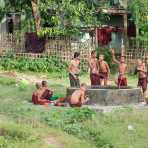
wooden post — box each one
[123,13,128,51]
[123,13,128,36]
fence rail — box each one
[0,32,25,54]
[126,38,148,73]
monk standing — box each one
[111,48,127,87]
[68,52,80,87]
[69,83,89,107]
[98,54,110,86]
[88,50,100,86]
[136,59,147,101]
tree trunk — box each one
[31,0,41,34]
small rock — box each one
[128,125,134,131]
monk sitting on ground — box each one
[88,50,100,87]
[41,81,67,106]
[41,81,53,100]
[98,54,110,86]
[69,83,89,107]
[32,82,50,105]
[136,59,147,102]
[111,48,127,87]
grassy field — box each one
[0,72,148,148]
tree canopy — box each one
[38,0,106,36]
[128,0,148,38]
[0,0,108,36]
[1,0,148,38]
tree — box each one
[38,0,106,37]
[128,0,148,37]
[0,0,108,36]
[31,0,41,34]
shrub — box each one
[0,55,68,78]
[18,79,29,91]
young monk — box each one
[32,82,50,105]
[88,50,100,86]
[41,81,53,100]
[69,83,89,107]
[68,52,80,87]
[111,48,127,87]
[98,54,110,86]
[136,59,147,101]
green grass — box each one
[0,76,16,85]
[0,114,93,148]
[127,75,138,87]
[0,75,96,148]
[0,73,148,148]
[0,120,44,148]
[85,108,148,148]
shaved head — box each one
[35,82,42,89]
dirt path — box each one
[44,136,62,148]
[87,103,148,113]
[0,72,48,84]
[16,73,47,84]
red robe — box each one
[118,76,127,87]
[32,92,50,105]
[90,73,100,86]
[41,88,53,100]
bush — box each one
[0,55,68,78]
[18,79,29,91]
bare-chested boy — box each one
[136,59,147,100]
[88,50,100,86]
[68,52,80,87]
[98,54,110,86]
[111,48,127,87]
[69,83,89,107]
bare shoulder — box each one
[70,60,75,64]
[33,91,37,95]
[143,63,146,66]
[74,89,80,94]
[104,61,109,65]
